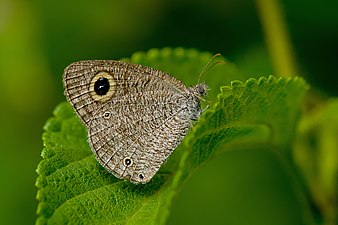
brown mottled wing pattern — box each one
[63,60,202,183]
[89,90,193,183]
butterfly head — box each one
[191,83,208,98]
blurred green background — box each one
[0,0,337,224]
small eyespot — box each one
[123,157,133,167]
[138,173,144,180]
[103,111,110,119]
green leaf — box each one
[36,48,308,225]
[185,76,307,168]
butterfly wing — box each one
[63,60,187,124]
[89,89,194,183]
[63,60,201,183]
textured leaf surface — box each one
[36,48,308,225]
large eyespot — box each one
[94,77,110,95]
[89,72,116,102]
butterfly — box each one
[63,60,207,183]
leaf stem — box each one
[278,150,319,225]
[255,0,298,77]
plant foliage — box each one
[36,48,310,225]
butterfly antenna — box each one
[197,53,225,83]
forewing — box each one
[63,60,187,125]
